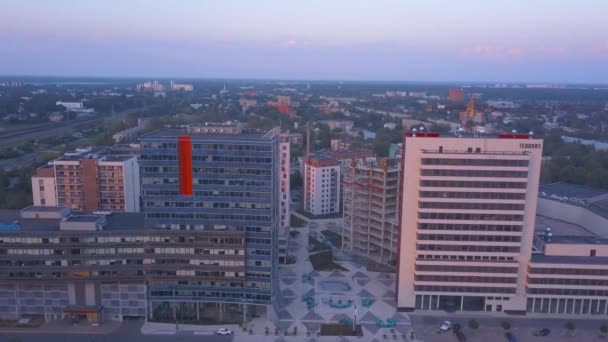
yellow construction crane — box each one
[465,95,476,118]
[459,95,476,122]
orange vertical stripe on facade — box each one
[177,136,193,196]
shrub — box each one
[468,319,479,330]
[564,321,575,331]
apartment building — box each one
[342,158,400,265]
[139,124,280,319]
[303,155,340,216]
[31,147,140,212]
[397,132,543,314]
[278,133,291,263]
[31,166,57,207]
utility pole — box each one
[353,303,357,334]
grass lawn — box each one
[320,323,363,336]
[309,250,348,271]
[322,229,342,249]
[309,237,329,253]
[291,214,307,227]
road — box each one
[0,106,147,146]
[0,320,234,342]
[410,314,608,342]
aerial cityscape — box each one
[1,1,608,342]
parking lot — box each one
[411,314,608,342]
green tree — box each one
[468,319,479,330]
[501,321,511,330]
[290,171,303,189]
[600,323,608,334]
[564,321,575,331]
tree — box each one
[501,321,511,330]
[600,323,608,334]
[290,171,303,189]
[468,319,479,330]
[564,321,575,331]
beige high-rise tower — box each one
[396,132,543,314]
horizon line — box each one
[1,73,608,87]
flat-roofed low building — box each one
[0,206,254,323]
[527,182,608,316]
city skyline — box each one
[2,0,608,83]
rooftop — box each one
[539,182,608,221]
[539,182,608,202]
[0,210,145,233]
[53,147,135,162]
[534,215,595,237]
[531,253,608,265]
[538,235,608,245]
[140,128,272,141]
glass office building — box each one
[139,124,280,320]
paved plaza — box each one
[264,216,416,341]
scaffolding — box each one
[342,158,400,265]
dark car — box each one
[539,328,550,336]
[456,331,466,342]
[452,323,462,333]
[505,332,517,342]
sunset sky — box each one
[2,0,607,83]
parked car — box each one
[439,320,452,332]
[216,328,233,335]
[452,323,462,333]
[533,328,551,336]
[456,331,466,342]
[505,332,517,342]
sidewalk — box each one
[411,309,608,321]
[0,320,121,335]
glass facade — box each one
[139,129,279,307]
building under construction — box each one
[342,157,401,265]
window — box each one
[591,249,597,257]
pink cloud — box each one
[507,47,524,57]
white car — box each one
[439,321,452,332]
[216,328,233,335]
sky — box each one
[1,0,607,83]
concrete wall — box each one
[31,176,57,207]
